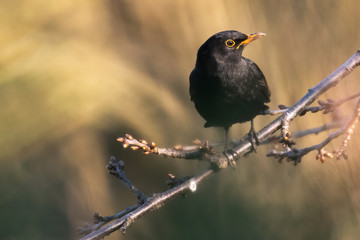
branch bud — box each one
[278,104,288,109]
[140,139,148,145]
[150,142,156,149]
[125,134,133,140]
[174,144,183,150]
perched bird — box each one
[189,30,271,154]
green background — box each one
[1,0,360,239]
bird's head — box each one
[197,30,266,66]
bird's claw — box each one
[223,149,238,169]
[247,129,259,153]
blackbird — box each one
[189,30,271,154]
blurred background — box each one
[1,0,360,239]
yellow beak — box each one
[237,32,266,49]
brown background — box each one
[1,0,360,239]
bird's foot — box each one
[246,119,260,153]
[223,149,238,169]
[246,128,260,153]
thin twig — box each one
[267,97,360,163]
[230,50,360,162]
[107,156,148,202]
[80,164,214,240]
[80,50,360,240]
[117,134,216,160]
[77,204,141,236]
[333,97,360,159]
[264,92,360,116]
[262,120,345,144]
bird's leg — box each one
[224,127,229,149]
[247,119,260,152]
[222,126,237,169]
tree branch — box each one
[261,120,345,145]
[107,156,148,202]
[79,50,360,239]
[267,97,360,163]
[117,135,216,160]
[265,92,360,116]
[79,158,214,240]
[223,49,360,165]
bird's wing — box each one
[258,75,271,103]
[246,59,271,103]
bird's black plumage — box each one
[189,30,270,146]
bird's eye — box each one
[225,39,236,47]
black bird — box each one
[189,30,271,155]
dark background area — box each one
[1,0,360,239]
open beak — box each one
[237,32,266,49]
